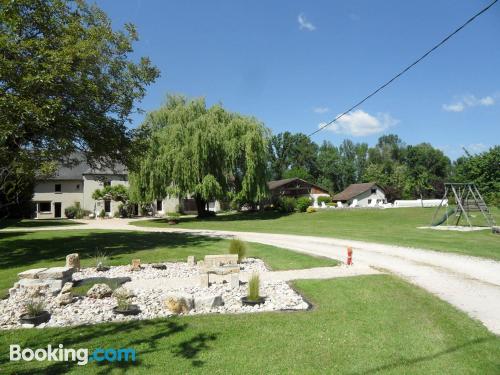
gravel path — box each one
[3,219,500,334]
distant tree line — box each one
[270,132,499,205]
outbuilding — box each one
[332,182,386,207]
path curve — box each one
[3,219,500,334]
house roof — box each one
[332,182,382,201]
[41,155,127,180]
[267,177,329,194]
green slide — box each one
[432,206,457,226]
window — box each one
[371,188,376,194]
[76,184,80,190]
[104,200,111,213]
[39,202,51,212]
[368,199,372,204]
[55,184,61,193]
[156,200,163,211]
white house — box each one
[332,182,386,208]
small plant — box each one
[98,208,106,218]
[317,196,332,205]
[326,202,336,207]
[24,299,45,317]
[306,206,316,213]
[167,212,180,218]
[247,273,260,302]
[229,239,247,262]
[296,196,312,212]
[94,249,109,270]
[115,292,131,311]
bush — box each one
[229,239,247,262]
[276,197,296,213]
[64,202,90,219]
[306,207,316,213]
[98,208,106,218]
[24,299,45,317]
[248,273,260,301]
[296,197,312,212]
[327,202,336,207]
[317,196,332,205]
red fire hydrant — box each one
[347,247,353,265]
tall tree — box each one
[0,0,159,216]
[129,96,270,217]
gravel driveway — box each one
[3,219,500,335]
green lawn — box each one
[0,230,338,297]
[0,275,498,374]
[133,208,500,260]
[0,219,84,229]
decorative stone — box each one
[131,259,141,271]
[8,287,17,297]
[112,287,135,298]
[230,273,239,288]
[86,283,113,299]
[193,294,223,310]
[18,279,63,295]
[197,260,204,267]
[199,274,209,288]
[18,268,48,280]
[209,273,232,284]
[164,293,193,314]
[56,292,74,306]
[151,263,166,270]
[204,254,238,268]
[60,282,73,294]
[187,256,195,266]
[37,267,75,281]
[65,253,80,271]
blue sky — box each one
[94,0,499,159]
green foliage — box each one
[282,167,312,181]
[0,0,159,202]
[24,299,45,317]
[98,209,106,219]
[64,202,90,219]
[129,96,270,217]
[92,185,129,203]
[326,202,336,207]
[166,212,180,218]
[317,196,332,205]
[306,207,316,213]
[115,290,131,310]
[296,197,312,212]
[228,239,247,262]
[276,197,296,213]
[94,249,108,268]
[247,273,260,301]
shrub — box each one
[306,206,316,213]
[248,273,260,301]
[327,202,336,207]
[94,249,108,269]
[296,196,312,212]
[317,196,332,205]
[65,202,90,219]
[98,208,106,218]
[276,196,296,213]
[115,290,131,310]
[24,299,45,317]
[229,239,247,262]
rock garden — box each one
[0,240,309,329]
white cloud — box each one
[313,107,329,114]
[443,94,495,112]
[298,13,316,31]
[319,109,398,136]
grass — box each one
[0,219,84,229]
[0,230,338,297]
[0,275,498,374]
[133,207,500,260]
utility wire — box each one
[309,0,498,137]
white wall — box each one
[350,187,386,207]
[82,175,128,216]
[33,180,83,218]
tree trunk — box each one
[195,196,208,218]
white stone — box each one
[65,253,80,270]
[37,267,75,281]
[230,273,239,288]
[164,292,194,309]
[199,274,209,288]
[60,282,73,294]
[187,256,195,266]
[86,284,112,299]
[18,268,47,279]
[56,293,74,306]
[194,294,223,310]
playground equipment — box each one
[431,183,496,228]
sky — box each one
[93,0,500,160]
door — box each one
[54,202,62,218]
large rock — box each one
[37,267,75,281]
[65,253,80,270]
[86,283,113,299]
[60,282,73,294]
[56,292,74,306]
[194,294,223,310]
[18,268,47,280]
[164,292,194,314]
[18,278,63,295]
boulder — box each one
[187,256,196,266]
[199,274,209,288]
[18,279,63,296]
[130,259,141,271]
[86,283,113,299]
[112,287,135,298]
[60,282,73,294]
[65,253,80,270]
[230,273,239,288]
[56,292,74,306]
[37,267,75,281]
[194,294,223,310]
[18,268,47,280]
[164,292,194,314]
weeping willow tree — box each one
[129,96,270,217]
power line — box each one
[309,0,498,137]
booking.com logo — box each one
[10,344,136,366]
